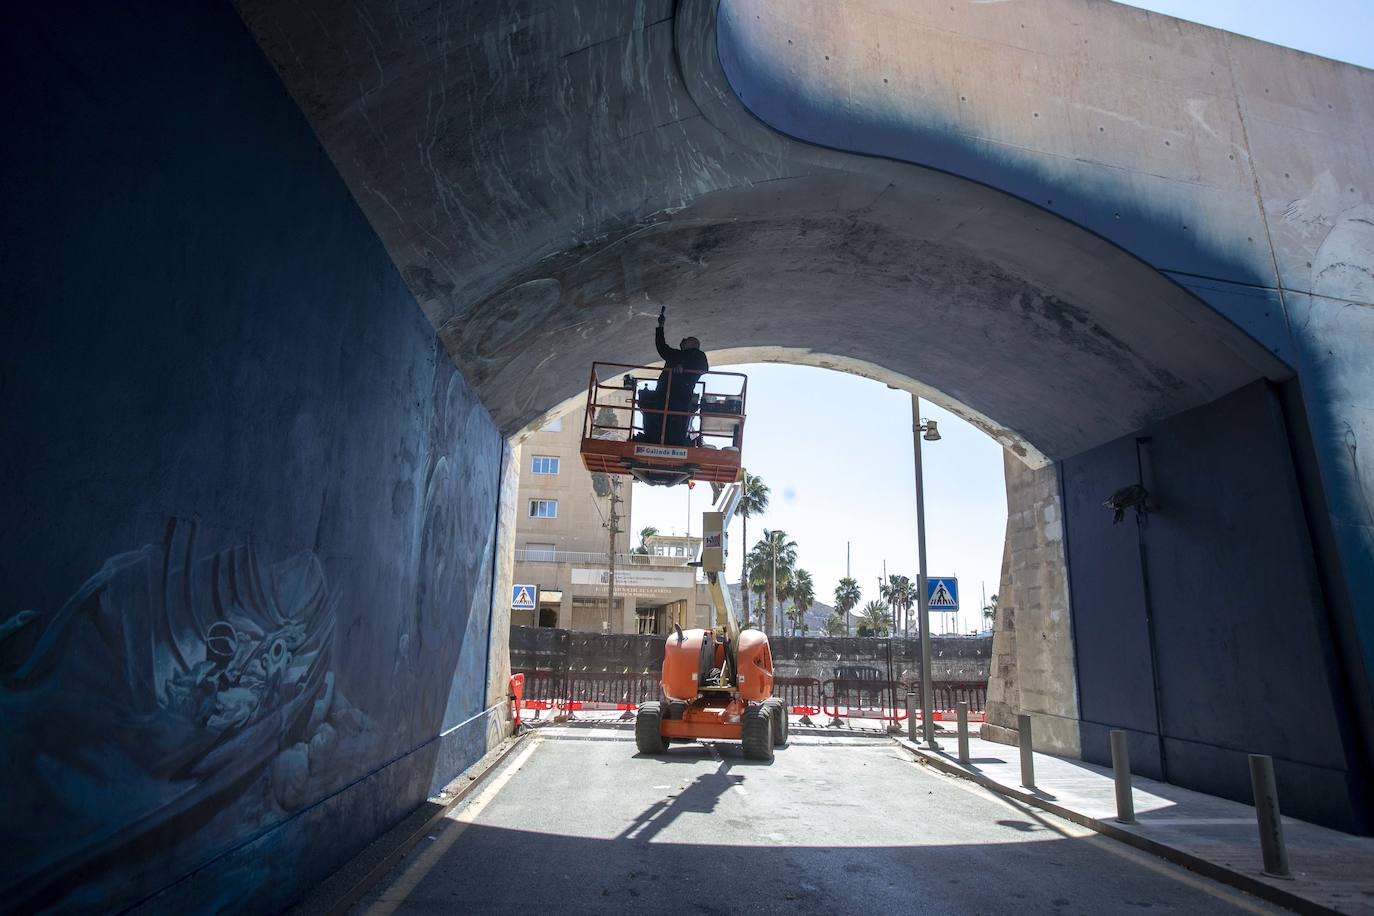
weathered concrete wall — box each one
[984,455,1080,757]
[0,4,505,911]
[1063,381,1370,832]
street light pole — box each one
[911,394,938,749]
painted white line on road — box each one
[364,739,541,916]
[1135,817,1257,827]
[1085,835,1281,915]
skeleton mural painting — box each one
[0,521,368,910]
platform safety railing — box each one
[583,361,748,450]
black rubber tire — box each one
[741,704,774,762]
[635,702,665,755]
[764,698,790,747]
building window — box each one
[531,455,560,475]
[540,416,563,433]
[528,499,558,519]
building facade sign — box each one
[571,566,695,598]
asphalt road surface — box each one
[351,726,1283,915]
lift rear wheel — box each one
[764,698,789,747]
[635,702,666,754]
[741,704,774,762]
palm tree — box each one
[633,526,659,555]
[822,613,848,637]
[744,552,769,627]
[857,600,891,637]
[833,577,861,637]
[749,529,796,637]
[737,472,769,633]
[880,574,917,636]
[788,569,815,637]
[982,593,999,628]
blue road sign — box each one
[927,577,959,612]
[511,584,537,610]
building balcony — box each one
[514,548,694,567]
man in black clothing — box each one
[645,307,708,445]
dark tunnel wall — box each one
[1063,381,1372,833]
[0,3,503,912]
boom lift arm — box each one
[699,476,745,644]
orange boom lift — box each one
[578,362,746,488]
[633,479,789,761]
[577,361,784,758]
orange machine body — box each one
[658,626,773,743]
[734,629,773,702]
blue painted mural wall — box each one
[1062,382,1371,832]
[0,3,503,912]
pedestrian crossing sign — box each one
[927,577,959,611]
[511,584,537,610]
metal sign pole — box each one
[912,395,937,749]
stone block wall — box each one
[983,453,1081,756]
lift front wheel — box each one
[741,704,774,762]
[635,702,666,754]
[764,698,790,747]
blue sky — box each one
[1116,0,1372,69]
[631,364,1005,634]
[630,2,1371,634]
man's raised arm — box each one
[655,307,678,363]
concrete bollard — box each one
[1110,729,1136,824]
[956,701,970,765]
[1018,714,1035,789]
[1248,754,1292,879]
[906,691,917,742]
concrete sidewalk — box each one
[896,733,1374,915]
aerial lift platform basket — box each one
[579,362,747,488]
[631,477,789,761]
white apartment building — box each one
[510,411,715,634]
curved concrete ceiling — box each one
[237,0,1287,465]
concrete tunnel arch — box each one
[238,0,1360,833]
[486,164,1285,467]
[7,1,1374,910]
[425,0,1368,839]
[438,0,1287,463]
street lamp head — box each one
[922,420,941,442]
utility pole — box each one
[912,394,939,749]
[604,476,623,633]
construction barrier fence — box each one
[511,669,986,723]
